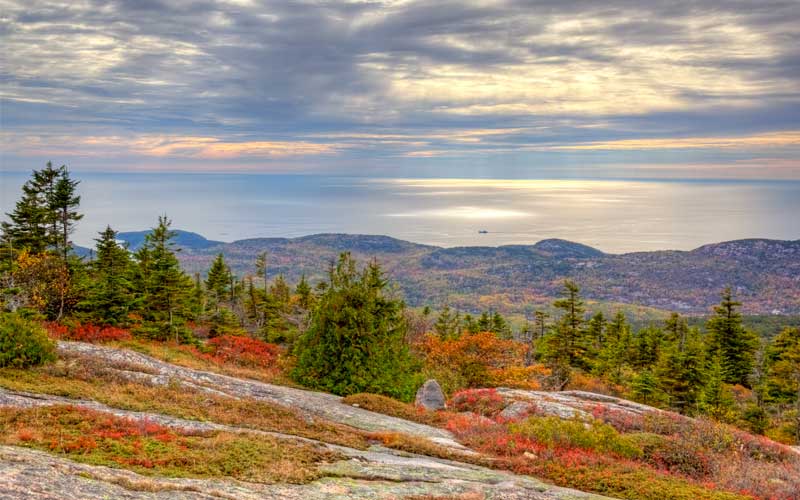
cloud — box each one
[1,0,798,177]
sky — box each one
[1,0,800,179]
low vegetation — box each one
[0,352,368,450]
[0,312,57,368]
[0,405,340,484]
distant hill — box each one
[126,231,800,316]
[117,230,224,252]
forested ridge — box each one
[104,229,800,317]
[2,164,799,500]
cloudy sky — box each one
[1,0,799,178]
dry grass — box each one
[342,393,454,427]
[107,339,298,386]
[0,405,340,484]
[0,356,367,450]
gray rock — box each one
[415,379,446,411]
[498,401,535,421]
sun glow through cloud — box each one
[0,0,798,178]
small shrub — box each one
[0,313,57,368]
[509,416,643,459]
[449,388,506,417]
[627,432,711,478]
[46,321,131,343]
[206,335,280,369]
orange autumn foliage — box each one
[416,331,525,390]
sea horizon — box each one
[3,171,799,254]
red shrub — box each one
[45,321,131,342]
[206,335,280,369]
[450,388,506,417]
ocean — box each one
[1,172,798,253]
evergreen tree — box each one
[491,311,512,339]
[462,313,479,334]
[295,274,313,310]
[85,226,134,325]
[706,287,759,386]
[532,310,549,341]
[255,251,267,291]
[270,274,291,305]
[631,369,663,406]
[655,325,706,411]
[292,253,417,400]
[586,311,607,361]
[434,304,461,340]
[631,325,664,369]
[594,310,632,383]
[135,216,195,341]
[543,280,588,368]
[766,327,800,440]
[50,167,83,262]
[2,163,61,253]
[205,253,231,307]
[699,353,736,420]
[476,311,492,332]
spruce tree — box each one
[86,226,134,325]
[586,311,607,362]
[655,324,706,411]
[255,251,267,291]
[434,304,461,340]
[292,253,417,400]
[491,311,512,339]
[706,287,759,386]
[544,280,588,368]
[700,353,736,420]
[594,310,632,383]
[50,167,82,262]
[2,163,60,253]
[205,253,231,307]
[295,274,313,310]
[136,216,194,341]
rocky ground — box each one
[0,341,615,500]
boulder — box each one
[499,401,535,421]
[415,379,446,411]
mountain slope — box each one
[117,232,800,315]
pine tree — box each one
[476,311,492,332]
[765,327,800,440]
[295,274,313,310]
[255,251,267,291]
[544,280,588,368]
[491,311,512,339]
[50,167,83,262]
[586,311,607,361]
[85,226,134,325]
[292,253,417,400]
[2,163,61,253]
[700,353,736,420]
[631,369,662,405]
[434,304,461,340]
[205,253,231,307]
[532,310,549,340]
[136,216,194,341]
[631,325,664,369]
[655,324,706,411]
[706,287,759,386]
[594,310,632,383]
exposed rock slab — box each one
[0,444,615,500]
[58,341,464,449]
[495,388,665,421]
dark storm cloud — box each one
[1,0,798,176]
